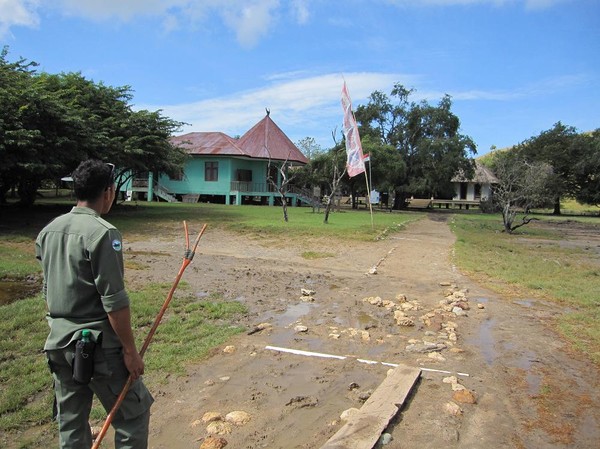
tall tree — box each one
[296,137,323,159]
[0,47,39,203]
[519,122,582,215]
[574,129,600,209]
[0,47,187,205]
[354,84,476,208]
[489,149,554,233]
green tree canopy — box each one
[0,47,187,205]
[354,83,476,207]
[518,122,581,215]
[574,129,600,207]
[488,148,554,233]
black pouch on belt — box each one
[73,330,96,385]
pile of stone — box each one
[194,410,252,448]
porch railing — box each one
[230,181,276,193]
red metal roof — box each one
[237,114,308,165]
[169,114,308,165]
[169,132,245,156]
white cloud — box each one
[447,73,590,101]
[137,72,408,144]
[138,70,588,148]
[220,0,280,48]
[0,0,40,38]
[2,0,567,43]
[0,0,286,46]
[58,0,177,21]
[291,0,310,24]
[383,0,568,8]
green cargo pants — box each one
[46,344,154,449]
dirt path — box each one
[125,214,599,449]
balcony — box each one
[230,181,275,193]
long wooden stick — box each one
[91,222,207,449]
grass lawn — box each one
[451,213,600,365]
[0,200,416,445]
[1,198,598,445]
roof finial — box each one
[265,108,270,116]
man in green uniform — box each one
[36,159,153,449]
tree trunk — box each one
[323,195,332,224]
[553,196,561,215]
[502,204,514,233]
[18,177,39,206]
[282,200,289,222]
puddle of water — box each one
[273,302,315,327]
[466,317,497,365]
[333,311,376,330]
[525,371,542,395]
[514,298,535,308]
[472,296,489,304]
[0,280,41,305]
[513,350,542,395]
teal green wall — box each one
[158,156,270,195]
[230,158,268,185]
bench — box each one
[407,198,432,209]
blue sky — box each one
[1,0,598,156]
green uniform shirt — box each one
[35,207,130,350]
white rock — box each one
[395,293,407,303]
[443,376,458,384]
[452,307,467,316]
[206,421,232,435]
[225,410,251,426]
[382,299,396,309]
[223,345,235,354]
[340,408,360,421]
[201,412,223,423]
[366,296,383,306]
[294,325,308,333]
[396,317,415,327]
[301,288,315,296]
[378,433,393,445]
[427,352,446,362]
[394,310,407,319]
[444,402,463,416]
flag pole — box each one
[364,164,374,229]
[341,78,373,229]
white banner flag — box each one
[341,82,366,178]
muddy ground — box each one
[119,213,598,448]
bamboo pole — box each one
[91,222,207,449]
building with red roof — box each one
[127,113,309,205]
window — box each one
[205,162,218,181]
[236,169,252,182]
[169,170,184,181]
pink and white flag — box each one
[341,82,366,178]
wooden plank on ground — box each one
[320,364,421,449]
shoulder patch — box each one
[112,239,122,252]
